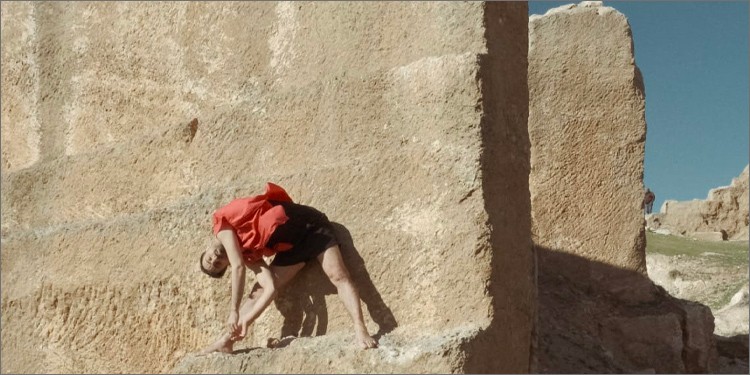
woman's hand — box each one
[226,310,240,335]
[231,260,278,340]
[235,314,251,339]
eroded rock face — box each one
[1,2,533,373]
[529,2,717,373]
[647,165,749,240]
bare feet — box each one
[355,329,378,349]
[198,334,234,355]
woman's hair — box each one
[199,252,227,278]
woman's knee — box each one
[326,268,352,286]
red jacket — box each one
[212,182,294,263]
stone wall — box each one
[1,2,532,373]
[648,165,749,240]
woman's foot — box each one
[354,328,378,349]
[198,335,234,355]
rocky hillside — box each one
[645,231,749,373]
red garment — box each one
[212,182,295,263]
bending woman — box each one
[198,182,377,353]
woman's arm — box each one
[237,259,277,338]
[216,228,246,334]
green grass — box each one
[646,231,749,309]
[646,231,749,267]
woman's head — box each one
[200,241,229,278]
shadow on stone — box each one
[232,347,262,355]
[462,3,534,373]
[262,336,299,350]
[535,245,720,374]
[273,222,397,341]
[715,334,749,361]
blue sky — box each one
[529,1,749,211]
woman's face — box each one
[202,244,229,274]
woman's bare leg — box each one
[317,245,377,349]
[199,262,305,354]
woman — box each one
[199,182,377,353]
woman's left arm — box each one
[236,259,278,338]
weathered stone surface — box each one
[647,165,749,240]
[1,2,532,373]
[0,2,41,172]
[528,1,648,298]
[682,301,719,373]
[529,2,718,373]
[600,314,685,373]
[597,301,716,374]
[173,329,479,374]
[536,251,718,373]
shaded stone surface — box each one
[601,314,685,373]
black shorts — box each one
[266,201,339,266]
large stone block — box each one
[1,2,532,373]
[681,301,718,373]
[529,3,719,373]
[263,2,488,88]
[31,2,276,156]
[529,1,648,297]
[600,313,685,373]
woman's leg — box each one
[199,262,306,354]
[316,245,377,349]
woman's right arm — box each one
[216,229,247,335]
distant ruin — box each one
[1,2,532,373]
[648,165,749,240]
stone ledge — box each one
[173,328,482,374]
[689,231,727,242]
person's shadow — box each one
[271,222,397,346]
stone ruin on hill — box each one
[0,1,727,374]
[647,165,749,241]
